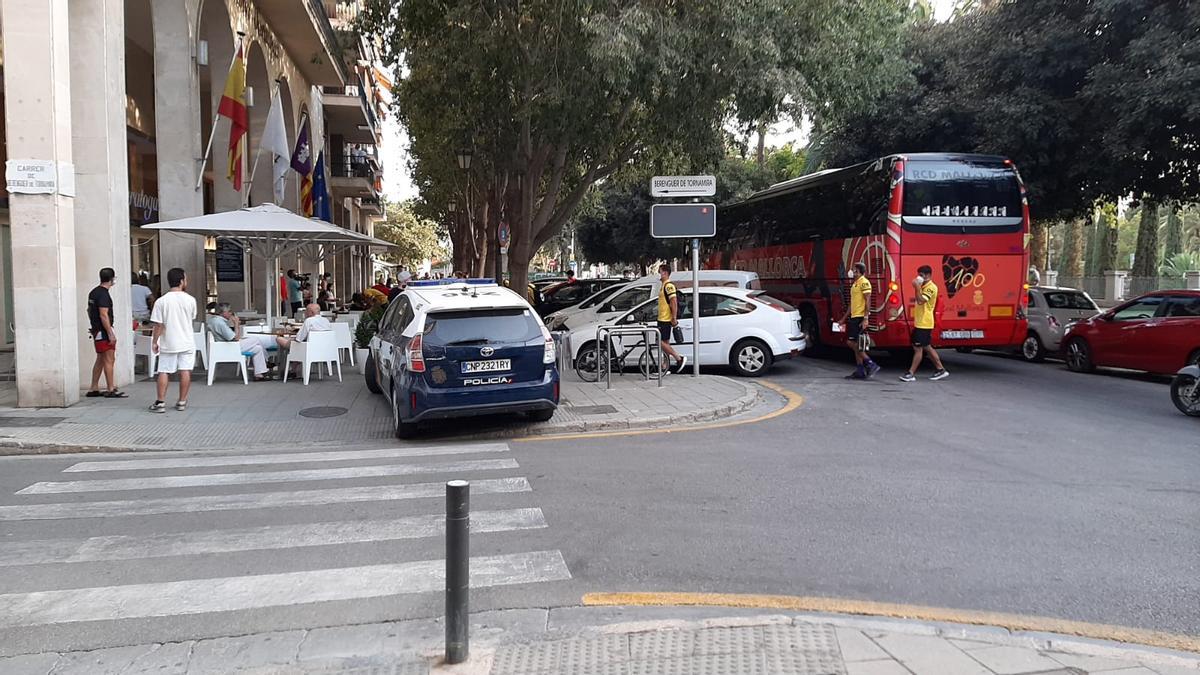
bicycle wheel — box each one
[575,343,600,382]
[638,344,669,379]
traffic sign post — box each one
[651,175,716,198]
[649,185,717,378]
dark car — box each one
[364,279,559,438]
[1063,291,1200,375]
[537,278,625,316]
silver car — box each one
[1021,286,1101,362]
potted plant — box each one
[354,306,385,374]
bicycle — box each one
[574,331,667,382]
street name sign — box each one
[650,203,717,239]
[651,175,716,198]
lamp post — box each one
[455,148,475,277]
[448,200,458,274]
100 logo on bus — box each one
[942,255,985,298]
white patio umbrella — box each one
[144,203,392,330]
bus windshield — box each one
[903,160,1022,229]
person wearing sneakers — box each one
[655,264,687,374]
[840,262,880,379]
[149,268,197,413]
[900,264,948,382]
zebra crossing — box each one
[0,441,570,655]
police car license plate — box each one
[940,330,984,339]
[462,359,510,374]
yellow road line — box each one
[581,592,1200,654]
[514,380,803,443]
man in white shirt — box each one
[149,268,197,412]
[276,303,333,379]
[207,303,273,381]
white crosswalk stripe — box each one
[0,476,531,521]
[0,507,547,567]
[0,550,571,629]
[0,442,570,647]
[61,442,511,472]
[17,457,520,494]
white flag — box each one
[261,89,291,204]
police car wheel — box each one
[392,386,418,439]
[364,352,382,394]
[527,408,555,422]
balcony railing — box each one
[329,160,376,180]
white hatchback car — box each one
[543,270,760,331]
[568,287,805,377]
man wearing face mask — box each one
[900,264,948,382]
[839,262,879,379]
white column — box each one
[1185,271,1200,291]
[153,0,207,307]
[71,0,133,390]
[1,0,80,406]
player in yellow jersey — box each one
[656,264,687,374]
[839,262,880,379]
[900,264,949,382]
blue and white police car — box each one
[364,278,560,438]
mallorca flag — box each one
[291,116,314,216]
[217,45,248,191]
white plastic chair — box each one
[282,330,341,385]
[334,314,358,334]
[134,333,157,376]
[193,323,207,371]
[331,321,356,366]
[206,334,249,385]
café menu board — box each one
[215,238,244,282]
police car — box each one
[363,279,559,438]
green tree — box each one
[1130,200,1160,280]
[373,201,446,270]
[361,0,913,292]
[819,1,1200,223]
[1059,218,1085,277]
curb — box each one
[0,377,765,455]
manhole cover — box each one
[0,416,65,427]
[299,406,348,419]
[570,405,618,415]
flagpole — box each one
[244,79,282,207]
[196,32,246,190]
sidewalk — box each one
[4,606,1196,674]
[0,365,760,453]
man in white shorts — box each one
[149,267,197,412]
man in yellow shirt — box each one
[656,264,687,374]
[839,262,880,379]
[901,264,949,382]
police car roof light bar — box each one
[408,278,496,288]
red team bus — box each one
[712,153,1031,353]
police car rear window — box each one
[424,309,541,345]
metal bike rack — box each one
[595,325,663,390]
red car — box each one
[1063,290,1200,375]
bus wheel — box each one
[799,307,821,355]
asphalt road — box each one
[0,350,1196,656]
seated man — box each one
[276,303,334,378]
[207,303,273,381]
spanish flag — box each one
[217,45,248,191]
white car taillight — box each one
[407,333,426,372]
[542,325,556,364]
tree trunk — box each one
[1084,208,1101,276]
[1029,219,1047,275]
[1130,200,1159,294]
[1060,217,1085,278]
[755,121,767,168]
[1098,206,1119,273]
[1163,203,1183,261]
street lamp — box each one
[455,148,473,171]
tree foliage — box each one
[373,200,446,270]
[819,0,1200,223]
[360,0,913,290]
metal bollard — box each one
[445,480,470,664]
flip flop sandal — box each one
[85,390,104,398]
[103,390,129,398]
